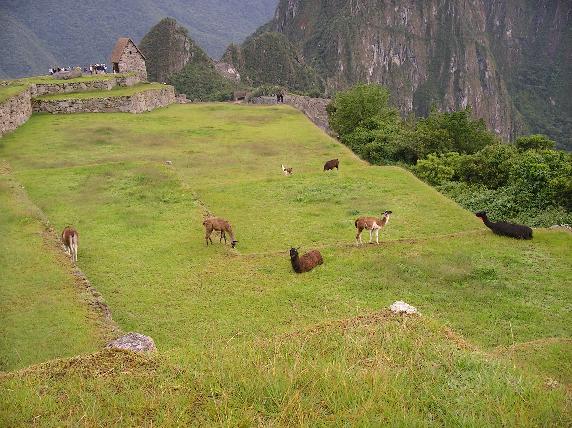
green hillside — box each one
[0,104,570,425]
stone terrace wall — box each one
[31,75,140,97]
[0,88,32,137]
[284,94,333,135]
[32,86,175,114]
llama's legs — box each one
[375,229,380,244]
[356,229,363,245]
[368,229,373,243]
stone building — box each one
[110,37,148,80]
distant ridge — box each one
[0,0,277,78]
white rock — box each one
[390,301,418,315]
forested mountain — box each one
[228,0,572,149]
[0,0,277,78]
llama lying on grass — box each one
[290,247,323,273]
[475,211,532,239]
[324,159,339,171]
[355,211,392,245]
[203,217,238,248]
[281,164,293,176]
[61,226,79,262]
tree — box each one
[328,84,397,137]
[515,134,556,151]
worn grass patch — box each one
[1,314,570,426]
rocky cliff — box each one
[244,0,571,148]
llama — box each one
[475,211,532,239]
[289,247,323,273]
[203,217,238,248]
[61,226,79,262]
[281,164,293,176]
[355,211,392,245]
[324,159,339,171]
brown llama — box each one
[203,217,238,248]
[323,159,339,171]
[61,226,79,262]
[355,211,392,245]
[290,247,323,273]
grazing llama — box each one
[355,211,392,245]
[281,164,293,176]
[475,211,532,239]
[289,247,323,273]
[61,226,79,262]
[323,159,339,171]
[203,217,238,248]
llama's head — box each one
[231,240,239,248]
[383,210,393,217]
[475,211,487,219]
[290,247,300,259]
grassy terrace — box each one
[0,84,27,103]
[34,82,168,100]
[0,73,135,104]
[0,104,570,425]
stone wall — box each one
[31,75,140,97]
[0,88,32,137]
[118,40,148,81]
[284,94,332,135]
[32,86,175,114]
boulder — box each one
[106,332,156,352]
[390,301,418,315]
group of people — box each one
[48,66,72,74]
[89,64,108,74]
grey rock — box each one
[106,332,156,352]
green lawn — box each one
[34,83,168,101]
[0,104,570,425]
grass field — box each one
[0,104,570,425]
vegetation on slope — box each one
[0,104,570,424]
[223,32,324,96]
[329,84,572,226]
[141,18,240,101]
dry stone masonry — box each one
[33,86,176,114]
[0,88,32,137]
[285,94,332,135]
[31,75,140,97]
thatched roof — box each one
[110,37,145,63]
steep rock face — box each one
[265,0,571,148]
